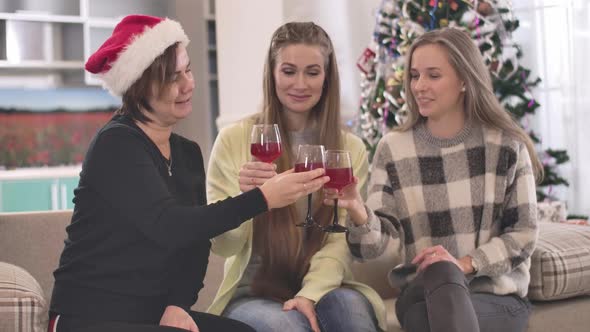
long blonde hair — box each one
[251,22,342,301]
[401,28,543,181]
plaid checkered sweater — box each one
[347,121,538,297]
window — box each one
[513,0,589,215]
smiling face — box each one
[273,43,326,118]
[146,44,194,126]
[409,43,465,121]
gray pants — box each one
[395,261,531,332]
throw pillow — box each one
[0,262,46,332]
[528,222,590,301]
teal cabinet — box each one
[0,179,56,212]
[59,177,79,210]
[0,176,79,212]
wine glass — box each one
[250,124,282,163]
[323,150,353,233]
[294,144,326,228]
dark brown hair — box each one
[251,22,343,301]
[116,42,179,123]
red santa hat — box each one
[85,15,190,96]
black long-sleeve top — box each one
[50,114,268,323]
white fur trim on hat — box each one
[100,18,190,96]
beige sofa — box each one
[1,210,589,332]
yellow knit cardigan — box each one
[205,118,387,331]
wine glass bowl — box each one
[323,150,353,233]
[324,167,353,192]
[250,124,282,163]
[295,144,325,228]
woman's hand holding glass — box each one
[239,162,277,192]
[259,168,329,210]
[323,176,368,227]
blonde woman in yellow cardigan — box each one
[206,22,386,332]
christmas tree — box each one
[356,0,569,201]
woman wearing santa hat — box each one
[47,15,329,332]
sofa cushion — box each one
[528,222,590,301]
[0,262,46,332]
[383,297,402,332]
[351,240,401,299]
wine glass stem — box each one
[306,193,313,221]
[333,198,339,226]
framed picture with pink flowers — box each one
[0,88,119,169]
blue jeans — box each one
[223,288,379,332]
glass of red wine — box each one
[323,150,353,233]
[250,124,282,163]
[294,144,326,228]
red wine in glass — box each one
[295,145,325,228]
[251,142,282,163]
[325,167,353,191]
[250,124,282,163]
[294,162,325,172]
[323,150,353,233]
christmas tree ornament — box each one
[477,1,494,16]
[428,0,439,29]
[357,47,377,75]
[461,10,478,28]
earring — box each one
[461,86,466,92]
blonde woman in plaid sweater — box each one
[325,28,543,332]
